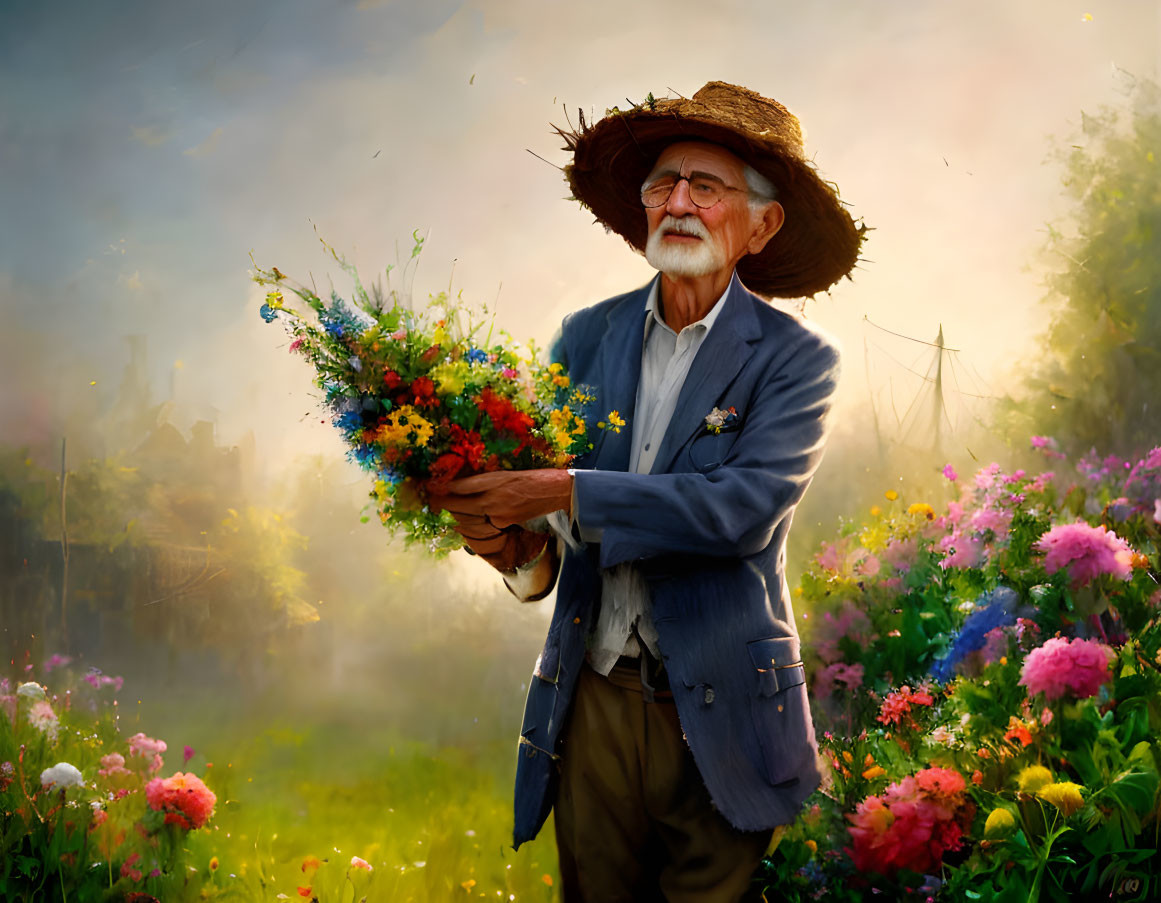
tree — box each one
[1006,77,1161,456]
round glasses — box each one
[640,174,746,209]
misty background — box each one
[1,0,1160,879]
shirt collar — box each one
[643,270,737,341]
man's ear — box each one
[747,201,785,256]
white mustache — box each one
[657,215,709,239]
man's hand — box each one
[450,512,550,573]
[429,469,573,529]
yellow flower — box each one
[842,750,853,764]
[907,502,935,519]
[1016,764,1054,794]
[429,362,467,396]
[375,405,434,447]
[862,765,886,780]
[1037,781,1085,817]
[461,878,477,890]
[266,291,284,310]
[548,363,563,375]
[870,505,882,517]
[606,410,626,433]
[983,808,1017,839]
[552,373,571,388]
[209,856,220,871]
[884,489,899,501]
[804,839,818,853]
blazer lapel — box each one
[588,278,653,472]
[649,275,762,475]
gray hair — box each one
[742,163,778,212]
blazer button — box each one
[703,687,715,704]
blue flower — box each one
[346,443,378,470]
[930,586,1019,682]
[465,347,488,365]
[334,410,363,433]
[259,303,278,323]
[377,467,403,485]
[325,319,345,338]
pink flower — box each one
[1030,435,1056,449]
[350,856,373,871]
[815,662,865,699]
[1019,636,1114,701]
[98,753,131,778]
[28,700,59,741]
[847,767,972,876]
[1154,499,1161,525]
[145,772,217,830]
[120,851,143,882]
[184,745,195,764]
[877,686,935,729]
[289,337,304,353]
[501,367,519,378]
[942,463,958,481]
[882,537,918,574]
[128,732,167,773]
[43,654,72,673]
[939,531,984,570]
[853,551,880,577]
[969,507,1013,540]
[1036,522,1134,588]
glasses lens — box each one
[641,178,676,207]
[688,179,724,208]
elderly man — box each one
[431,82,864,902]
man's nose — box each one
[665,177,698,216]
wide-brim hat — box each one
[553,81,867,299]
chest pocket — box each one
[687,425,743,472]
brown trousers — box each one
[553,662,773,903]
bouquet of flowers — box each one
[251,234,621,555]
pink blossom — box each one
[815,600,873,664]
[939,531,984,570]
[1027,472,1055,492]
[847,767,972,876]
[816,541,842,573]
[1036,522,1134,587]
[882,537,918,574]
[969,507,1013,539]
[98,753,131,778]
[28,700,59,741]
[288,337,304,353]
[145,772,217,830]
[1030,435,1056,449]
[1141,447,1161,470]
[1019,636,1114,701]
[128,732,167,773]
[853,551,880,577]
[815,662,865,699]
[1154,500,1161,525]
[501,367,519,378]
[942,464,958,481]
[184,745,195,764]
[945,500,966,526]
[877,686,935,728]
[43,654,72,673]
[974,463,1003,489]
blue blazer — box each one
[512,272,840,848]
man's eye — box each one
[691,180,719,196]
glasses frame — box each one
[640,173,748,210]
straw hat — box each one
[553,81,867,299]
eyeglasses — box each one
[640,173,747,209]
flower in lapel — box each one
[704,405,739,434]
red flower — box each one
[412,376,439,408]
[427,453,465,490]
[449,424,486,471]
[144,772,216,830]
[476,388,533,447]
[383,370,402,389]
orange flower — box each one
[297,887,313,898]
[862,765,886,780]
[1003,716,1034,748]
[461,879,477,890]
[542,875,554,887]
[301,856,322,875]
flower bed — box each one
[756,440,1161,901]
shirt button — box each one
[704,687,715,704]
[644,443,650,451]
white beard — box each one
[644,215,727,278]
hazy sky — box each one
[2,0,1159,478]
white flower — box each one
[16,682,46,702]
[40,762,84,791]
[350,856,373,871]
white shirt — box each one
[576,273,735,674]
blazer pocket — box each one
[687,427,742,472]
[746,636,812,786]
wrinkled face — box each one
[642,140,761,279]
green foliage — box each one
[1005,78,1161,456]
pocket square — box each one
[704,405,740,434]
